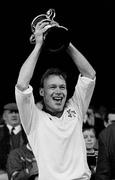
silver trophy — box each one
[29,9,71,53]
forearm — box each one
[17,43,42,91]
[67,43,96,79]
[16,21,61,91]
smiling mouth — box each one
[52,97,63,103]
[11,118,18,121]
[87,143,93,146]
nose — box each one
[55,87,62,94]
[11,112,16,115]
[87,136,91,141]
[11,112,18,117]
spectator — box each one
[6,135,38,180]
[0,103,27,172]
[95,121,115,180]
[84,105,105,138]
[94,105,107,121]
[103,107,115,127]
[83,124,98,180]
[84,106,95,126]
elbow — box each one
[81,69,96,80]
[16,76,30,91]
[16,81,29,91]
[90,69,96,79]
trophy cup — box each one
[29,9,71,53]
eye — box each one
[90,135,95,138]
[83,135,88,139]
[60,85,66,90]
[50,85,56,89]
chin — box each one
[55,106,64,112]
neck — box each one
[87,148,94,153]
[43,106,63,118]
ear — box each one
[2,111,8,121]
[104,121,108,127]
[39,88,44,97]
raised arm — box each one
[67,43,96,79]
[16,21,56,91]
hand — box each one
[34,20,59,45]
[29,160,38,176]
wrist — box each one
[34,42,43,53]
[35,42,42,49]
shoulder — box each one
[99,123,115,142]
[101,123,115,135]
[0,125,10,143]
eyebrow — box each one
[8,110,19,113]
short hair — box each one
[104,107,115,123]
[40,68,67,88]
[82,123,97,138]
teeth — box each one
[53,97,62,100]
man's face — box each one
[3,109,21,127]
[41,75,67,113]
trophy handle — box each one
[29,9,56,44]
[46,9,56,20]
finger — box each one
[34,20,59,36]
[50,20,59,26]
[39,22,52,29]
[35,19,51,29]
[34,24,52,36]
[42,24,52,33]
[39,19,51,25]
[35,23,50,34]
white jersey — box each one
[15,75,96,180]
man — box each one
[0,103,26,171]
[2,103,21,131]
[7,135,38,180]
[15,19,96,180]
[95,113,115,180]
